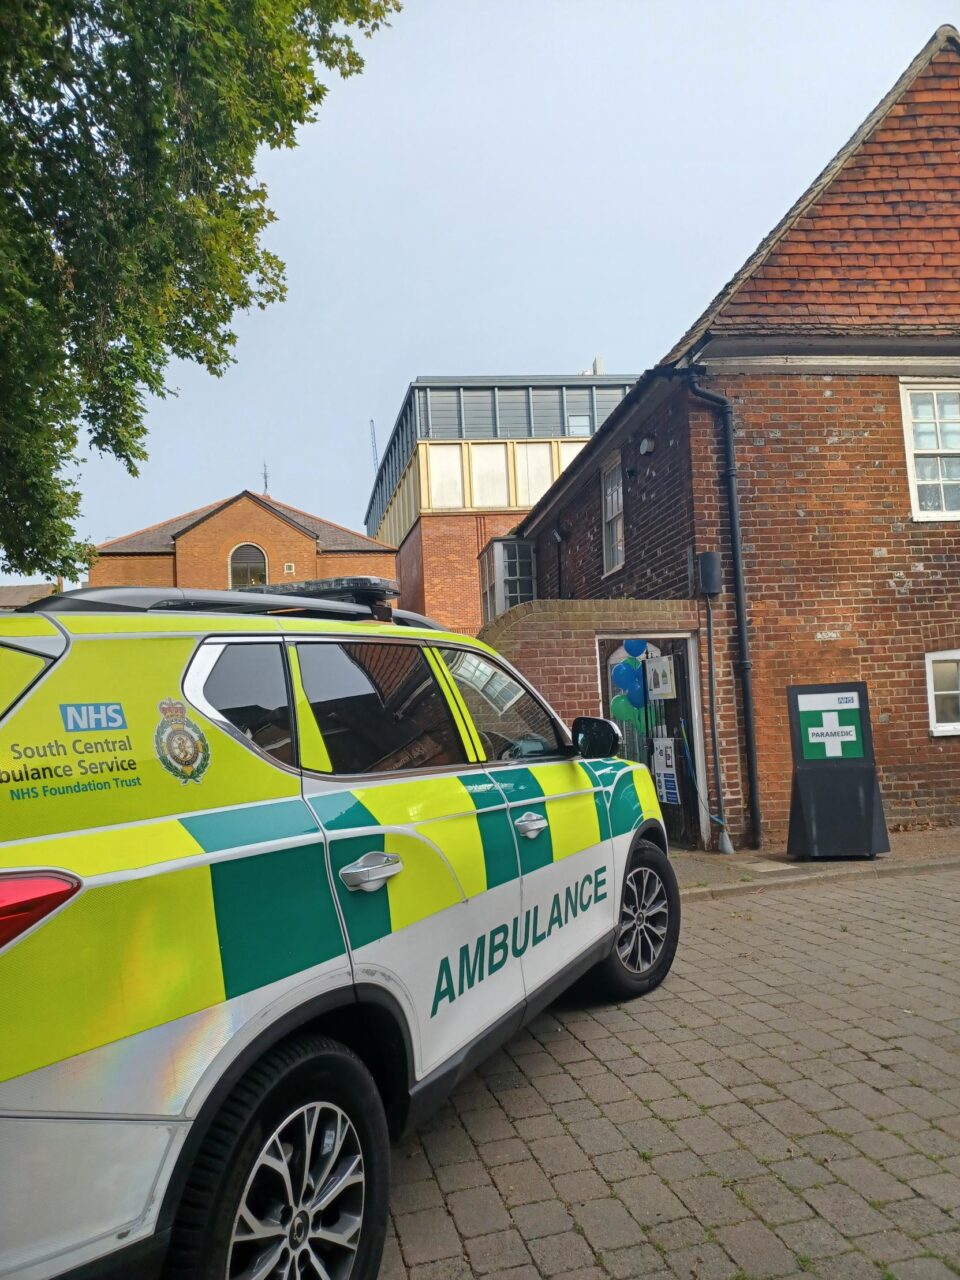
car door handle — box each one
[514,811,549,839]
[339,852,403,892]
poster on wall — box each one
[646,656,676,700]
[653,738,680,806]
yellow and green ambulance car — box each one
[0,587,679,1280]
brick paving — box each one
[379,868,960,1279]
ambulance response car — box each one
[0,587,680,1280]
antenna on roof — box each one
[262,461,270,495]
[369,419,379,471]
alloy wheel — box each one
[616,864,669,974]
[227,1101,364,1280]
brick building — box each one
[89,490,396,589]
[481,25,960,850]
[364,374,635,634]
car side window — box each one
[296,642,468,774]
[438,647,565,762]
[203,642,294,765]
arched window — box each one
[229,543,267,588]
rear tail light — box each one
[0,873,81,949]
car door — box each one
[290,636,525,1079]
[433,644,617,1005]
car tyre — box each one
[596,838,680,998]
[165,1034,390,1280]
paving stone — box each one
[651,1151,708,1184]
[853,1228,925,1263]
[600,1243,666,1278]
[888,1260,960,1280]
[551,1170,609,1203]
[406,1258,471,1280]
[646,1216,711,1251]
[571,1196,646,1250]
[672,1176,753,1227]
[391,1179,444,1215]
[739,1175,814,1225]
[527,1229,596,1276]
[908,1172,960,1209]
[777,1215,852,1259]
[478,1139,529,1167]
[595,1148,661,1183]
[395,1208,463,1266]
[436,1161,490,1193]
[829,1155,914,1203]
[378,1233,407,1280]
[446,1187,510,1238]
[461,1108,517,1144]
[616,1174,688,1225]
[803,1184,889,1236]
[716,1219,798,1277]
[528,1135,591,1176]
[673,1114,739,1155]
[666,1241,740,1279]
[511,1199,573,1240]
[621,1116,688,1157]
[490,1160,554,1207]
[565,1116,630,1155]
[464,1229,531,1275]
[421,1126,477,1169]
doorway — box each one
[599,634,707,849]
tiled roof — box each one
[0,583,57,609]
[663,25,960,363]
[96,491,395,554]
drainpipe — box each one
[686,372,762,849]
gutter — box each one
[686,372,763,849]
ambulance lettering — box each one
[431,866,608,1016]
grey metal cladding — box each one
[532,388,562,436]
[463,388,496,438]
[497,388,530,437]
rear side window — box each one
[203,643,294,765]
[439,647,564,762]
[297,642,466,774]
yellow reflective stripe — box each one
[287,645,332,773]
[634,767,662,826]
[427,650,484,762]
[355,776,488,899]
[528,761,602,860]
[383,831,462,930]
[0,864,225,1083]
[0,648,45,717]
[0,819,203,876]
[0,617,61,639]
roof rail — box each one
[20,586,443,630]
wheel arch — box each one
[633,818,668,856]
[156,985,414,1235]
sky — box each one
[16,0,960,580]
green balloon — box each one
[610,694,634,721]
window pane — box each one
[918,484,942,511]
[230,543,267,588]
[603,459,623,517]
[297,643,466,773]
[941,424,960,450]
[910,392,936,419]
[934,692,960,725]
[913,424,938,450]
[943,484,960,511]
[567,414,591,436]
[515,442,553,505]
[932,660,960,692]
[471,444,509,507]
[204,644,293,764]
[943,457,960,480]
[440,648,562,761]
[936,390,960,419]
[915,457,939,481]
[429,445,464,508]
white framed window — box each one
[601,453,624,574]
[283,562,295,575]
[901,383,960,520]
[926,651,960,735]
[479,538,536,623]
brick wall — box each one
[481,598,700,727]
[315,551,397,581]
[692,371,960,843]
[533,386,695,602]
[174,495,318,588]
[88,554,175,587]
[405,511,520,635]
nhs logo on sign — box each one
[60,703,127,732]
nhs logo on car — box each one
[60,703,127,732]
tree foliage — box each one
[0,0,398,576]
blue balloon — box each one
[624,638,647,658]
[627,680,646,709]
[612,661,638,691]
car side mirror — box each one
[572,716,622,760]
